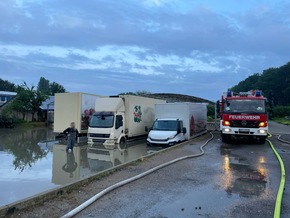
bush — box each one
[273,106,290,118]
[207,104,215,117]
[0,114,16,128]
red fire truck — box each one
[218,91,268,144]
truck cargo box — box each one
[54,92,101,134]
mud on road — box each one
[6,122,290,218]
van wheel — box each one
[118,137,126,150]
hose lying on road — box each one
[61,133,215,218]
[267,134,286,218]
[276,134,290,145]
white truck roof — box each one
[95,98,125,112]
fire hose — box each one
[267,134,286,218]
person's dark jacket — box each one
[63,127,79,141]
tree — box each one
[11,82,48,121]
[230,61,290,106]
[37,77,50,95]
[49,82,66,95]
[0,78,16,92]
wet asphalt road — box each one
[75,122,290,218]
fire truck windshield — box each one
[225,99,265,114]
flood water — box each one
[0,127,158,207]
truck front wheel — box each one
[258,137,266,144]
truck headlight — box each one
[224,128,231,132]
[258,130,266,134]
[168,135,176,139]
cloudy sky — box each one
[0,0,290,100]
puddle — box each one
[220,145,267,198]
[0,127,156,206]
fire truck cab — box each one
[218,91,268,144]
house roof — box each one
[0,91,17,96]
[40,96,55,110]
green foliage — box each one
[119,90,151,96]
[0,114,16,128]
[273,106,290,118]
[37,77,50,95]
[49,81,66,95]
[230,62,290,105]
[207,104,215,117]
[37,77,66,95]
[11,82,48,121]
[0,78,16,91]
[273,117,290,125]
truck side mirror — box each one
[183,127,187,134]
[145,126,148,132]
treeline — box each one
[0,77,66,95]
[230,62,290,106]
[0,77,67,127]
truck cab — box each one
[219,91,268,144]
[88,98,126,148]
[147,119,187,146]
[88,95,165,149]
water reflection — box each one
[0,127,54,172]
[52,145,89,185]
[52,143,148,185]
[220,146,267,197]
[0,126,153,206]
[0,127,58,206]
[88,144,147,173]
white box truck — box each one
[147,103,207,146]
[54,92,101,137]
[88,95,166,148]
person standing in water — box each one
[63,122,79,152]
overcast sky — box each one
[0,0,290,100]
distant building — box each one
[0,92,55,123]
[0,91,17,107]
[40,96,55,123]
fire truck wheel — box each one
[259,137,266,144]
[222,134,230,143]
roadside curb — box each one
[0,134,209,217]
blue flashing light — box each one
[227,91,233,97]
[256,91,262,97]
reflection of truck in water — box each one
[87,144,147,173]
[88,95,165,148]
[147,103,207,146]
[218,91,268,144]
[54,92,101,139]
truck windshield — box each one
[152,120,178,131]
[90,112,114,128]
[225,99,266,113]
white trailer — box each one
[88,95,166,148]
[54,92,101,136]
[147,103,207,146]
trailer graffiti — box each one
[81,94,98,130]
[190,115,195,136]
[134,105,142,123]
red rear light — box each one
[259,122,268,127]
[223,120,230,126]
